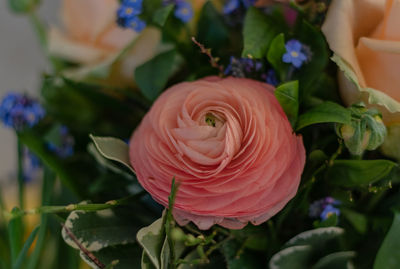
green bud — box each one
[336,103,386,156]
[8,0,40,13]
[170,227,186,241]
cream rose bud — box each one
[48,0,161,86]
[129,77,306,230]
[322,0,400,124]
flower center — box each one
[290,51,299,58]
[204,112,224,128]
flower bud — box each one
[8,0,40,13]
[336,103,386,156]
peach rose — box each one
[48,0,161,85]
[322,0,400,125]
[129,77,306,230]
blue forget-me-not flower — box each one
[282,39,308,68]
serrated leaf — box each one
[374,211,400,269]
[136,214,166,269]
[153,4,174,26]
[313,251,356,269]
[135,50,182,101]
[285,227,344,248]
[326,160,397,188]
[332,54,400,114]
[62,208,141,252]
[267,33,288,81]
[242,7,280,58]
[269,245,313,269]
[90,135,135,174]
[274,81,299,127]
[296,101,351,130]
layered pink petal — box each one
[129,77,306,229]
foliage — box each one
[1,0,400,268]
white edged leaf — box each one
[136,213,166,269]
[284,227,344,248]
[89,135,135,175]
[88,143,134,180]
[313,251,356,269]
[269,245,313,269]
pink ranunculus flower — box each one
[129,77,306,230]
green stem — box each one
[17,139,24,210]
[28,11,47,49]
[26,166,56,269]
[7,193,144,219]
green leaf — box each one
[242,7,280,58]
[267,33,288,81]
[12,226,40,269]
[62,207,143,252]
[284,227,344,249]
[374,211,400,269]
[142,251,157,269]
[313,251,356,269]
[153,4,174,26]
[341,208,368,234]
[136,214,166,269]
[295,21,329,98]
[326,160,397,188]
[197,2,229,51]
[8,208,24,265]
[90,135,135,174]
[135,50,182,101]
[269,245,313,269]
[80,244,142,269]
[274,81,299,127]
[88,143,134,180]
[296,102,351,131]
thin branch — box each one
[61,223,106,269]
[191,37,224,74]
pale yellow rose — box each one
[322,0,400,124]
[48,0,162,86]
[322,0,400,159]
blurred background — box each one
[0,0,60,184]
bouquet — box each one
[1,0,400,268]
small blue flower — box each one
[0,93,45,130]
[127,16,147,32]
[117,5,142,19]
[320,204,341,220]
[282,39,308,68]
[174,2,193,23]
[223,0,240,14]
